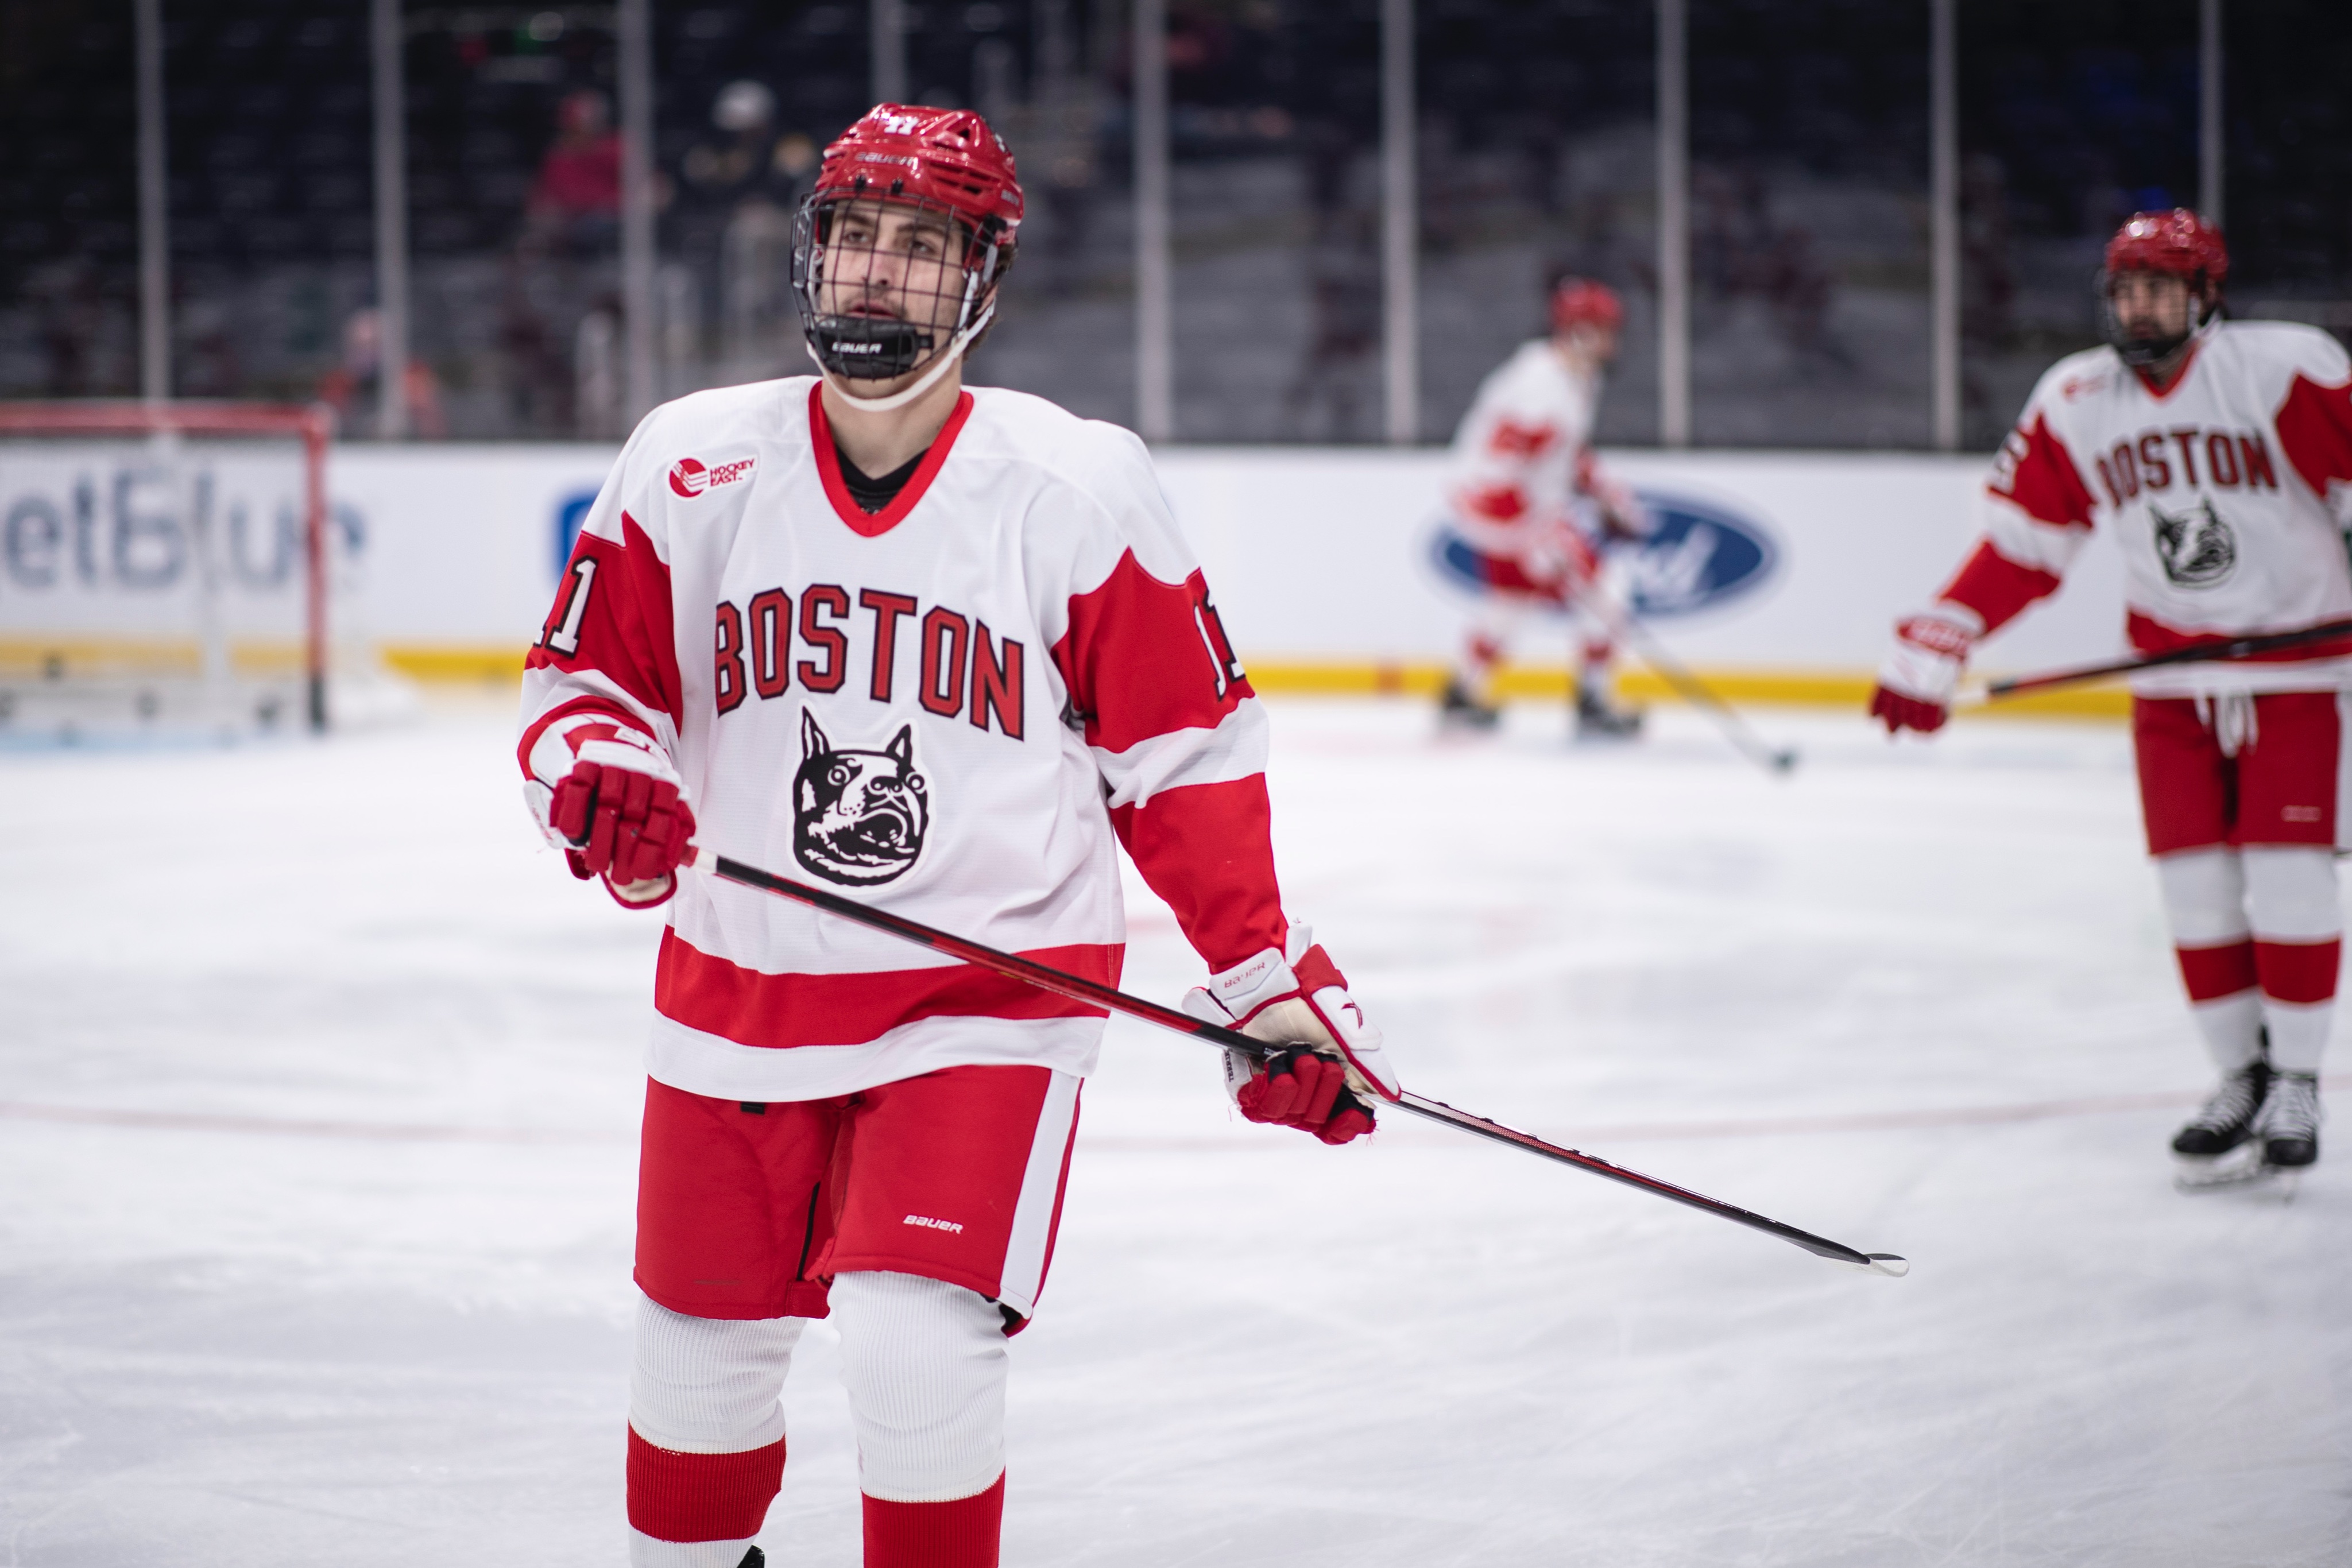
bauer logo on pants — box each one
[793,712,931,885]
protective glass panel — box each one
[1688,0,1931,448]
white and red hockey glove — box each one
[1869,606,1980,735]
[1182,926,1401,1146]
[1576,451,1651,541]
[524,717,696,908]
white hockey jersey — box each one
[518,378,1284,1103]
[1940,322,2352,695]
[1444,339,1632,561]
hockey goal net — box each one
[0,401,382,740]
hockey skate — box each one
[1574,686,1645,741]
[2172,1063,2315,1193]
[1437,677,1502,731]
[2254,1071,2322,1175]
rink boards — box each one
[3,438,2139,714]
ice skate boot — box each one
[2255,1071,2322,1174]
[2172,1063,2271,1190]
[737,1551,764,1568]
[1438,677,1502,731]
[1574,686,1645,741]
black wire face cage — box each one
[2098,268,2218,368]
[791,191,1010,381]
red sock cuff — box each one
[625,1427,786,1544]
[2254,938,2343,1006]
[2176,939,2258,1002]
[862,1472,1006,1568]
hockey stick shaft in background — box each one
[1565,579,1799,775]
[686,847,1907,1276]
[1970,617,2352,702]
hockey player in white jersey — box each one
[516,105,1401,1568]
[1871,210,2352,1182]
[1434,276,1651,737]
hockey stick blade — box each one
[1560,578,1798,777]
[687,847,1907,1277]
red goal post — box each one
[0,400,335,733]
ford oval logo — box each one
[1428,489,1777,618]
[1623,491,1777,617]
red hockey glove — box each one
[1182,926,1401,1146]
[524,721,695,908]
[1869,606,1979,735]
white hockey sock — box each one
[2156,849,2263,1072]
[831,1270,1009,1504]
[2243,846,2341,1076]
[2188,992,2266,1074]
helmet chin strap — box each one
[813,299,996,414]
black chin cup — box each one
[805,315,938,381]
[2099,272,2207,368]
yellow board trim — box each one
[1229,659,2133,720]
[0,638,2136,719]
[379,644,531,683]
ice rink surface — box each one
[3,696,2347,1566]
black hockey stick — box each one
[684,847,1908,1277]
[1968,617,2352,703]
[1563,579,1799,775]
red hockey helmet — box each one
[2104,208,2227,288]
[2100,209,2226,367]
[792,104,1025,383]
[1550,277,1624,335]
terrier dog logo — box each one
[2150,498,2237,589]
[792,712,930,885]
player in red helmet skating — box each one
[1871,209,2352,1187]
[1434,275,1652,738]
[516,105,1401,1567]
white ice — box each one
[3,697,2346,1566]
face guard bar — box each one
[791,190,1011,387]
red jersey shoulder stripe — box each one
[2274,371,2352,501]
[1990,412,2099,530]
[1052,550,1253,755]
[525,509,683,724]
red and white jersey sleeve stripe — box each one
[1029,425,1285,969]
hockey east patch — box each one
[792,711,930,885]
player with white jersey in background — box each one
[516,105,1401,1568]
[1437,277,1651,737]
[1871,210,2352,1182]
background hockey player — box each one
[516,104,1400,1568]
[1434,276,1651,735]
[1870,209,2352,1183]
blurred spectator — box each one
[527,90,623,252]
[683,80,783,203]
[316,307,448,438]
